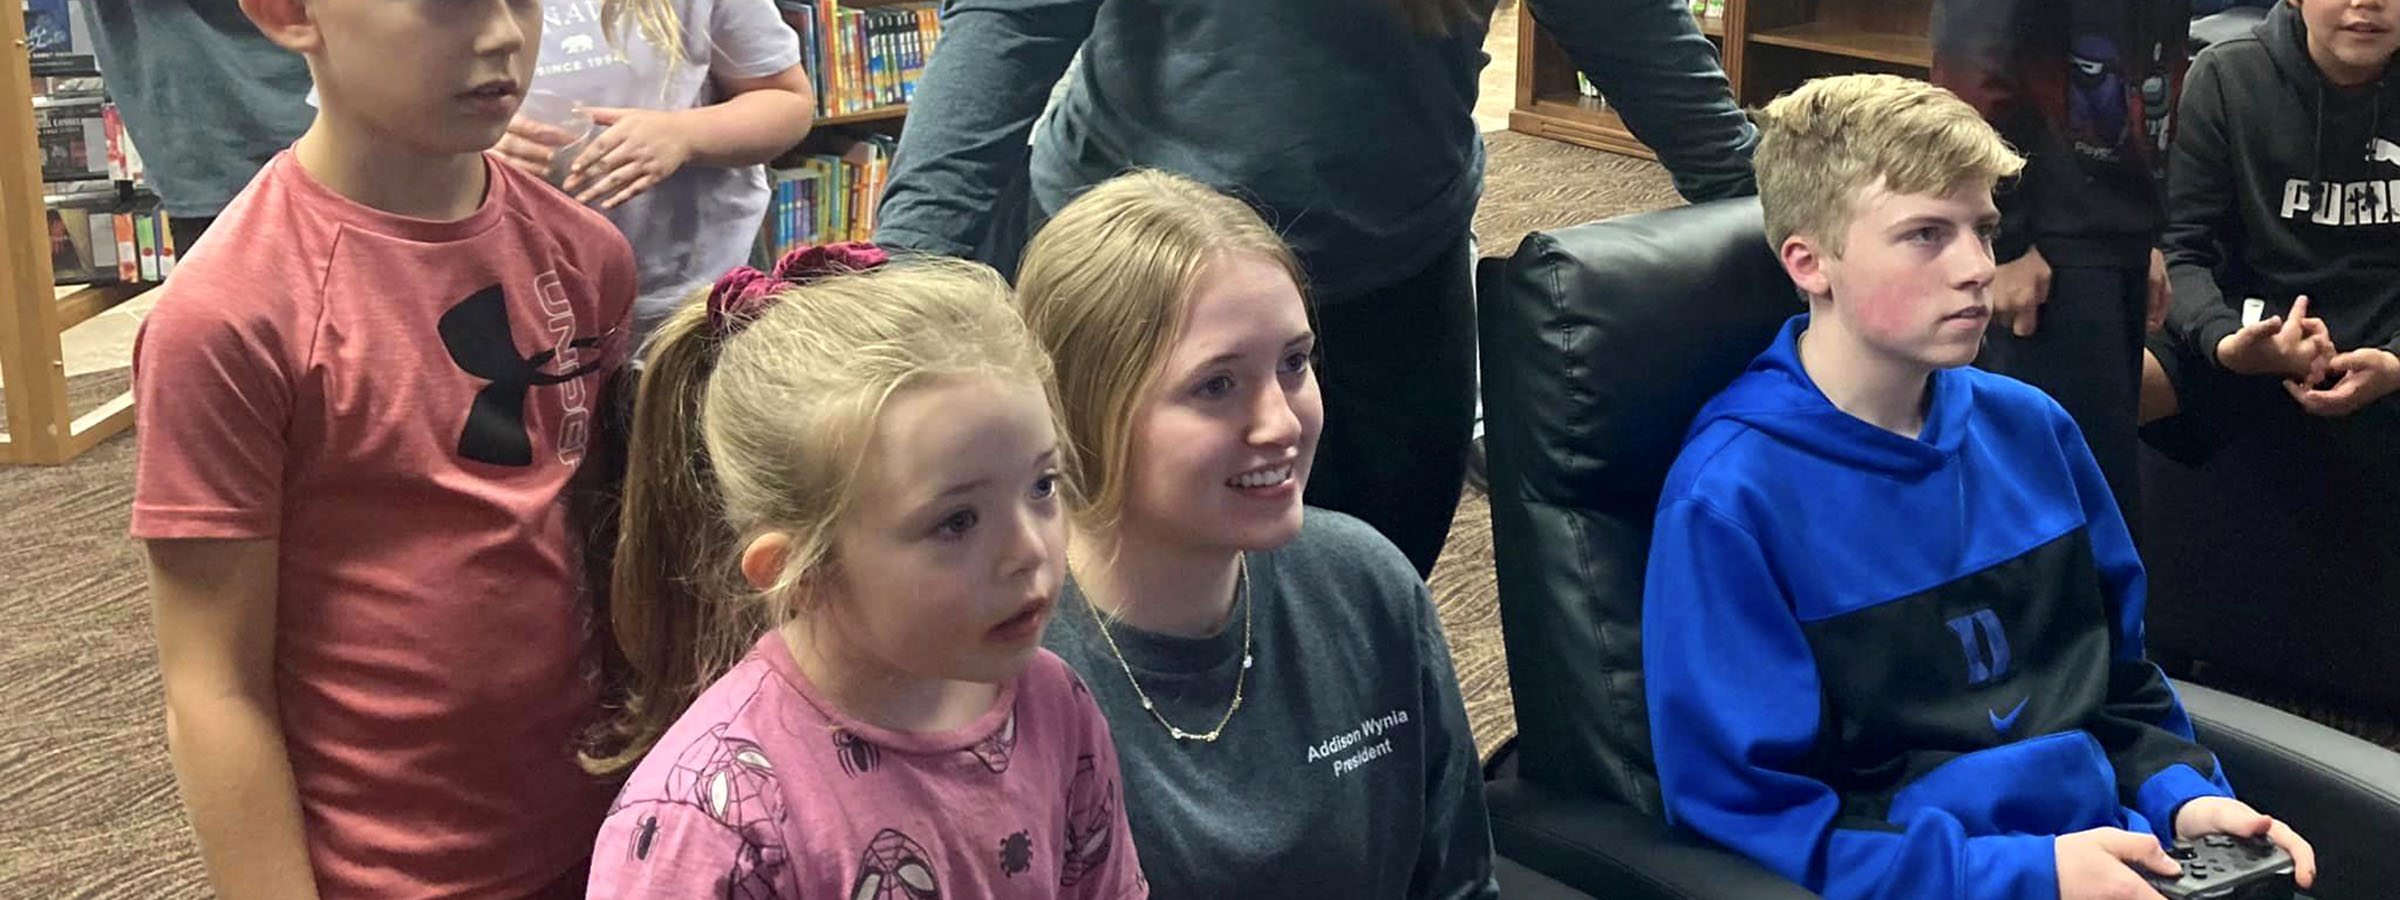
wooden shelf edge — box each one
[55,283,148,332]
[1748,23,1931,68]
[1508,107,1660,163]
[818,105,907,127]
[66,391,135,458]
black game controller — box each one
[2144,833,2297,900]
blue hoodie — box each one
[1644,317,2233,900]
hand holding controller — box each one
[2143,834,2296,900]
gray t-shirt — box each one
[78,3,315,219]
[876,0,1489,301]
[1043,509,1499,900]
[533,0,802,336]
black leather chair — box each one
[1475,197,2400,900]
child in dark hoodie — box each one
[1644,73,2320,900]
[2134,0,2400,713]
[2148,0,2400,422]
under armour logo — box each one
[1944,609,2014,687]
[438,283,602,467]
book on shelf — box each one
[775,0,941,118]
[33,95,146,186]
[35,96,110,181]
[757,132,896,263]
[45,189,170,287]
[23,0,164,285]
[22,0,93,56]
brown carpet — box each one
[6,131,2390,894]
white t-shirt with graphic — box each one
[535,0,802,335]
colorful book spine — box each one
[115,212,138,282]
[134,211,160,282]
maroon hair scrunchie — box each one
[705,241,892,338]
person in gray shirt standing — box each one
[78,1,314,252]
[1018,170,1498,900]
[877,0,1756,578]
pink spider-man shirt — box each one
[587,631,1147,899]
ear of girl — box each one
[1016,170,1501,900]
[582,252,1146,900]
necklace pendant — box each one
[1199,731,1219,743]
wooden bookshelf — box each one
[1511,0,1933,160]
[817,104,908,128]
[3,9,141,465]
[1748,21,1930,68]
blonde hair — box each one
[1754,73,2025,255]
[585,257,1062,773]
[1016,169,1306,537]
[600,0,692,66]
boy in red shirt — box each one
[132,1,635,896]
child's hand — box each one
[2286,347,2400,418]
[2055,826,2176,900]
[495,117,575,183]
[2173,796,2318,889]
[1992,247,2053,338]
[564,107,693,210]
[2216,294,2334,381]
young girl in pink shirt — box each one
[582,245,1146,899]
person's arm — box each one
[1406,582,1500,900]
[130,261,316,897]
[1645,499,2056,900]
[2158,52,2247,369]
[1520,0,1756,202]
[873,0,1100,260]
[2045,414,2236,839]
[148,538,320,900]
[563,1,815,209]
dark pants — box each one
[1304,239,1479,577]
[1976,264,2148,533]
[169,215,215,257]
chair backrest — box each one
[1477,197,1796,814]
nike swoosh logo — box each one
[1989,697,2029,736]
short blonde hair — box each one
[590,257,1062,773]
[1016,170,1307,537]
[1754,74,2024,255]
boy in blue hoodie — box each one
[1643,74,2320,900]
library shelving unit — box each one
[2,6,142,466]
[1510,0,1932,160]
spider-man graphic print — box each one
[586,635,1149,898]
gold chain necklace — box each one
[1080,554,1253,743]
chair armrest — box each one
[1486,777,1822,900]
[2179,681,2400,900]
